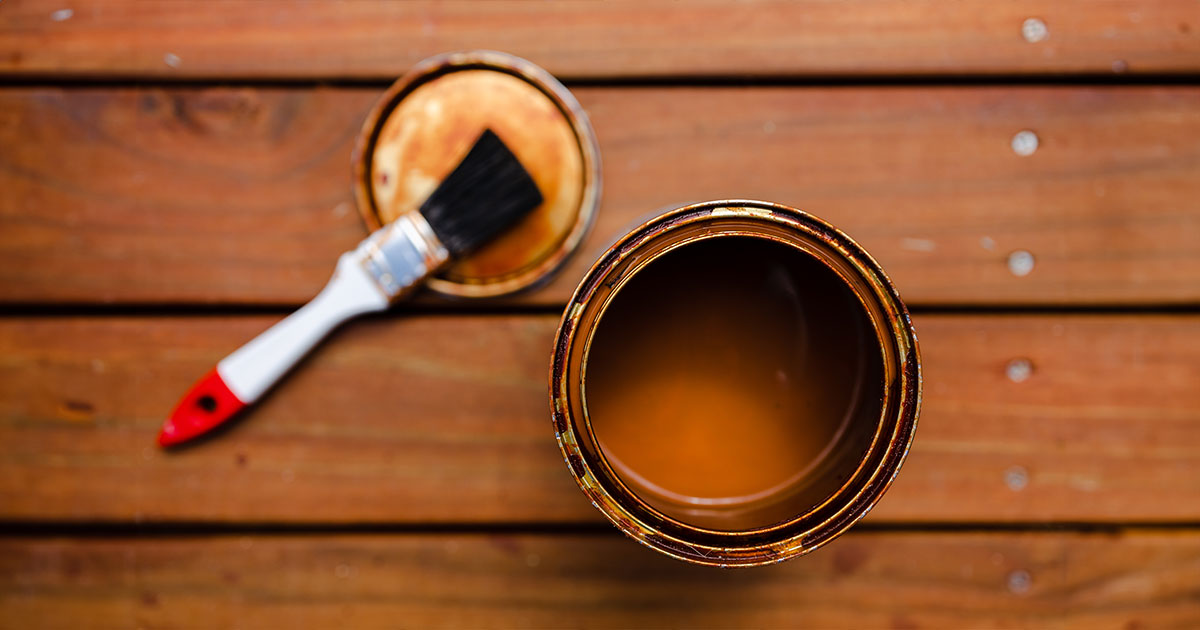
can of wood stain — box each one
[551,200,921,566]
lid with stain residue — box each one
[353,51,601,298]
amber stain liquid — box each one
[584,236,884,531]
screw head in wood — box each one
[1008,569,1033,594]
[1007,250,1035,276]
[1011,130,1039,156]
[1022,18,1048,43]
[1006,358,1034,383]
[1004,465,1030,491]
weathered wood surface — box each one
[3,1,1197,626]
[3,532,1198,628]
[2,0,1199,79]
[2,314,1196,524]
[2,86,1199,306]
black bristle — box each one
[418,129,544,258]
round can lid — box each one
[353,51,601,298]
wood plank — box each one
[2,86,1199,306]
[2,531,1198,628]
[2,1,1199,79]
[0,88,377,305]
[1,314,1197,524]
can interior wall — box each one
[550,200,921,567]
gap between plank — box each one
[1,520,1199,539]
[1,302,1198,318]
[0,73,1198,90]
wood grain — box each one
[2,0,1198,79]
[4,3,1196,626]
[2,86,1199,306]
[2,532,1198,628]
[1,314,1197,524]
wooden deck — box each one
[2,1,1198,627]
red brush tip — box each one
[158,369,246,448]
[157,419,185,447]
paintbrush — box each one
[158,129,543,447]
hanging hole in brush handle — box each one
[160,368,247,446]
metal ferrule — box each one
[356,212,450,301]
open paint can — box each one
[550,200,921,566]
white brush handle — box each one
[160,213,449,447]
[217,252,389,403]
